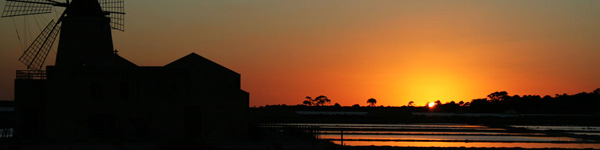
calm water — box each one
[512,125,600,132]
[272,123,600,149]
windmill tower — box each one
[4,0,126,140]
[2,0,124,73]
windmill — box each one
[2,0,124,71]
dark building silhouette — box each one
[14,0,248,142]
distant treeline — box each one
[437,88,600,114]
[262,88,600,114]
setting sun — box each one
[428,102,435,108]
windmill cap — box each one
[67,0,106,16]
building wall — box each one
[32,61,249,142]
[14,79,46,140]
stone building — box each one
[14,0,248,142]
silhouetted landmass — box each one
[294,89,600,114]
[435,89,600,114]
[252,89,600,125]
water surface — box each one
[268,123,600,149]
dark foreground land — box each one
[2,106,599,150]
[3,121,599,150]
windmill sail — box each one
[19,19,60,70]
[4,0,125,70]
[1,0,54,17]
[99,0,124,31]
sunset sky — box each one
[1,0,599,107]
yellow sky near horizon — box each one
[0,0,599,106]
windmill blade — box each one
[1,0,56,17]
[98,0,124,31]
[19,19,60,70]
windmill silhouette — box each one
[6,1,252,142]
[2,0,124,71]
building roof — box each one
[115,54,138,68]
[165,53,239,75]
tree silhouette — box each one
[435,100,442,106]
[352,104,360,108]
[333,103,341,107]
[314,95,331,106]
[408,101,415,107]
[488,91,509,102]
[367,98,377,107]
[303,100,313,106]
[303,96,314,106]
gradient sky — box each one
[1,0,599,107]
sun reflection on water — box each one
[333,141,600,149]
